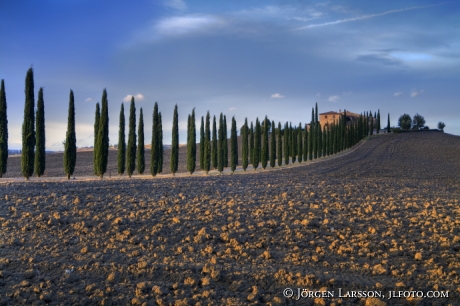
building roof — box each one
[319,111,340,115]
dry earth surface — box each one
[1,131,460,305]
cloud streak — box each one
[123,94,145,102]
[271,93,284,99]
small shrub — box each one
[392,128,401,133]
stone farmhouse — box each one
[319,110,361,130]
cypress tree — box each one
[270,120,276,168]
[223,115,228,168]
[218,113,224,173]
[230,116,238,173]
[158,112,163,173]
[253,118,260,170]
[118,103,126,175]
[204,111,211,174]
[199,116,204,170]
[261,116,268,169]
[94,103,100,175]
[291,124,297,163]
[242,118,248,171]
[22,67,35,180]
[249,122,254,166]
[317,123,322,158]
[370,110,374,135]
[150,102,159,176]
[64,89,77,179]
[170,104,179,176]
[322,124,326,155]
[297,124,303,163]
[277,122,282,167]
[310,108,315,160]
[187,109,196,175]
[303,124,308,161]
[387,113,391,133]
[212,115,217,169]
[376,109,381,134]
[284,122,289,165]
[126,97,136,178]
[95,89,109,178]
[0,79,7,178]
[137,108,145,174]
[35,87,45,177]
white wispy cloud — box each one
[229,107,236,111]
[155,16,223,37]
[292,4,444,31]
[271,93,284,99]
[410,90,425,97]
[164,0,187,11]
[84,97,93,102]
[394,92,403,97]
[123,94,145,102]
[328,95,340,102]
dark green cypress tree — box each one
[22,68,35,180]
[387,113,391,133]
[322,124,326,155]
[270,120,276,168]
[376,109,381,134]
[137,108,145,174]
[277,122,282,167]
[370,110,374,135]
[95,89,109,178]
[242,118,248,171]
[118,103,126,175]
[126,97,136,178]
[171,104,179,176]
[187,109,196,175]
[284,122,289,165]
[35,87,45,177]
[249,122,254,166]
[158,112,163,173]
[150,102,159,176]
[230,116,238,173]
[317,124,322,158]
[212,115,217,170]
[64,89,77,179]
[261,116,268,169]
[253,118,261,170]
[93,103,100,175]
[291,124,297,163]
[297,124,303,163]
[218,113,224,173]
[223,115,228,168]
[0,79,7,178]
[303,124,308,161]
[204,111,211,174]
[199,116,204,170]
[310,109,315,160]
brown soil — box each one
[1,132,459,305]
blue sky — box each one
[1,0,459,150]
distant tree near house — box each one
[118,103,126,175]
[187,109,196,175]
[369,110,374,136]
[270,120,276,168]
[0,79,7,177]
[438,121,446,132]
[199,116,204,170]
[230,116,238,173]
[387,113,391,133]
[35,87,45,177]
[204,111,211,174]
[297,124,303,163]
[398,113,412,130]
[126,97,136,178]
[242,118,248,171]
[283,122,289,166]
[94,103,100,175]
[64,89,77,179]
[218,113,224,173]
[223,115,228,168]
[150,102,160,176]
[137,107,145,174]
[261,116,269,169]
[277,122,282,167]
[95,89,109,178]
[170,104,179,176]
[212,115,217,170]
[158,113,163,173]
[249,122,254,166]
[253,118,261,170]
[376,109,381,134]
[412,113,426,130]
[22,67,36,180]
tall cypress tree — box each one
[212,115,217,169]
[270,120,276,168]
[284,122,289,165]
[0,80,7,178]
[218,113,224,173]
[261,116,268,169]
[297,124,303,163]
[376,109,381,134]
[303,124,308,161]
[35,87,45,177]
[150,102,159,176]
[291,124,297,163]
[94,103,100,175]
[64,89,76,179]
[310,108,315,160]
[95,89,109,178]
[118,103,126,175]
[171,104,179,176]
[199,116,204,170]
[370,110,374,135]
[223,115,228,168]
[242,118,248,171]
[277,122,282,167]
[187,109,196,175]
[126,97,136,178]
[249,122,254,166]
[158,112,163,173]
[253,118,260,170]
[204,111,211,174]
[387,113,391,133]
[230,116,238,173]
[137,108,145,174]
[22,67,35,180]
